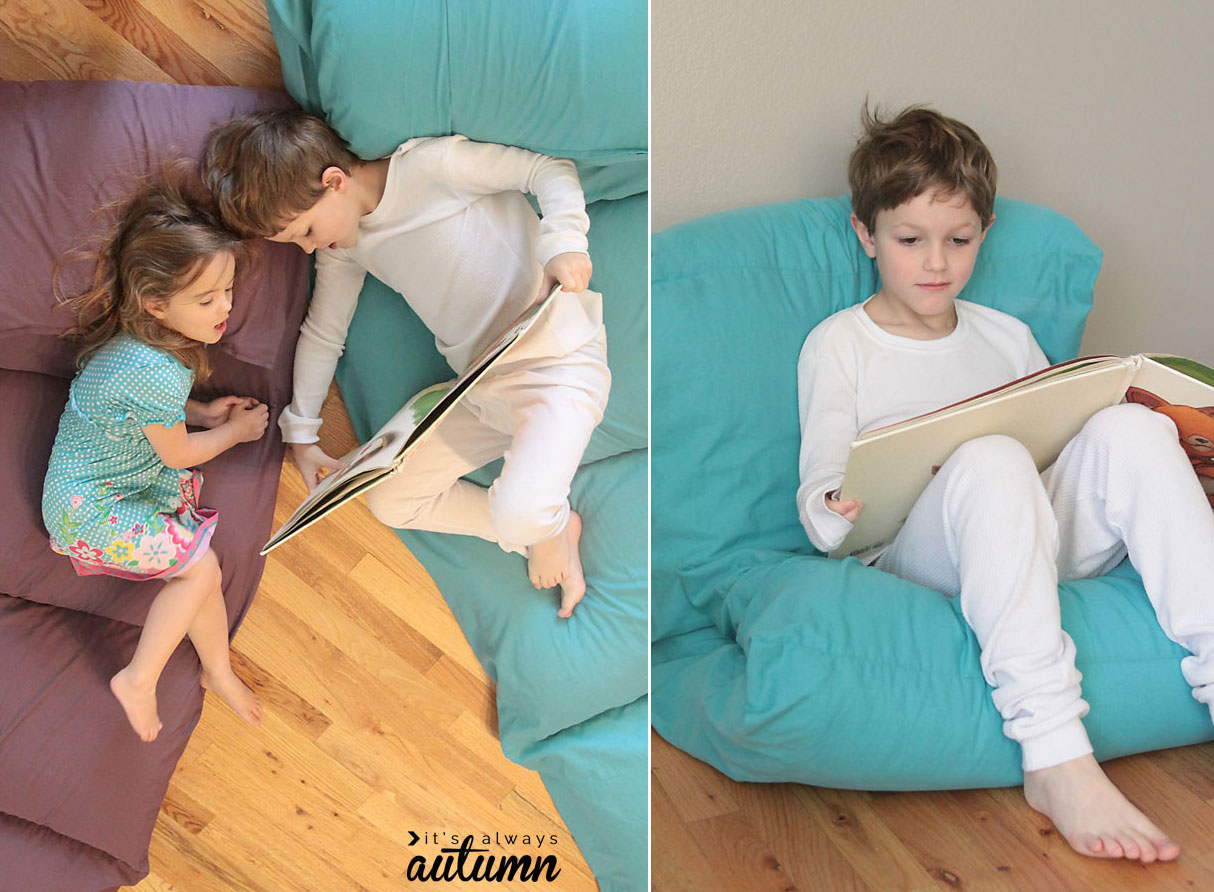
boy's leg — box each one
[876,434,1176,861]
[1046,402,1214,710]
[473,330,611,615]
[362,401,516,548]
[876,435,1091,769]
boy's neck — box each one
[863,292,959,340]
[352,157,392,216]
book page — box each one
[259,431,406,554]
[1128,356,1214,503]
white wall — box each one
[653,0,1214,364]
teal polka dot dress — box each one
[42,332,218,579]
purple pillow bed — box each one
[0,80,309,890]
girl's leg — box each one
[876,434,1176,862]
[186,573,262,727]
[110,550,222,742]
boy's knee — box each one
[489,484,565,547]
[949,434,1038,482]
[1082,402,1178,454]
[364,488,424,529]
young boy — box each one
[201,110,610,618]
[798,105,1214,862]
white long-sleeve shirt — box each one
[279,135,591,443]
[796,298,1049,553]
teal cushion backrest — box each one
[651,195,1102,641]
[266,0,647,203]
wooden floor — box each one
[0,3,594,889]
[654,729,1214,891]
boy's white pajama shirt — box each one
[279,135,610,554]
[798,300,1214,771]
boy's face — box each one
[268,168,363,254]
[852,190,990,328]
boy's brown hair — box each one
[201,109,361,238]
[848,104,997,233]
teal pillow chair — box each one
[652,195,1214,790]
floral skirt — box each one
[49,469,218,580]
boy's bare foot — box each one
[201,669,263,727]
[110,667,163,742]
[528,511,586,618]
[1024,753,1179,862]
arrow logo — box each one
[408,830,420,846]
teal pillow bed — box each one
[265,3,648,890]
[652,195,1214,790]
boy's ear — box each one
[980,211,996,243]
[320,166,349,191]
[850,213,878,259]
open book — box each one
[261,286,563,555]
[830,354,1214,562]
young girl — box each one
[43,174,268,743]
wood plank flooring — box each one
[0,2,595,888]
[654,728,1214,891]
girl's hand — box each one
[541,251,593,296]
[190,396,256,429]
[291,442,347,491]
[227,400,269,444]
[824,496,863,523]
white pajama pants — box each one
[363,290,611,556]
[875,403,1214,772]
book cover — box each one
[829,354,1214,562]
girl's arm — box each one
[144,401,269,469]
[185,396,257,429]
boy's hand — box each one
[541,251,593,297]
[189,395,256,429]
[824,496,863,523]
[291,442,347,492]
[226,400,269,444]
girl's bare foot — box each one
[527,511,586,618]
[201,669,263,726]
[110,667,162,742]
[1024,753,1180,862]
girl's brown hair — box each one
[55,164,245,381]
[848,104,997,234]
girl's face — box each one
[146,251,236,344]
